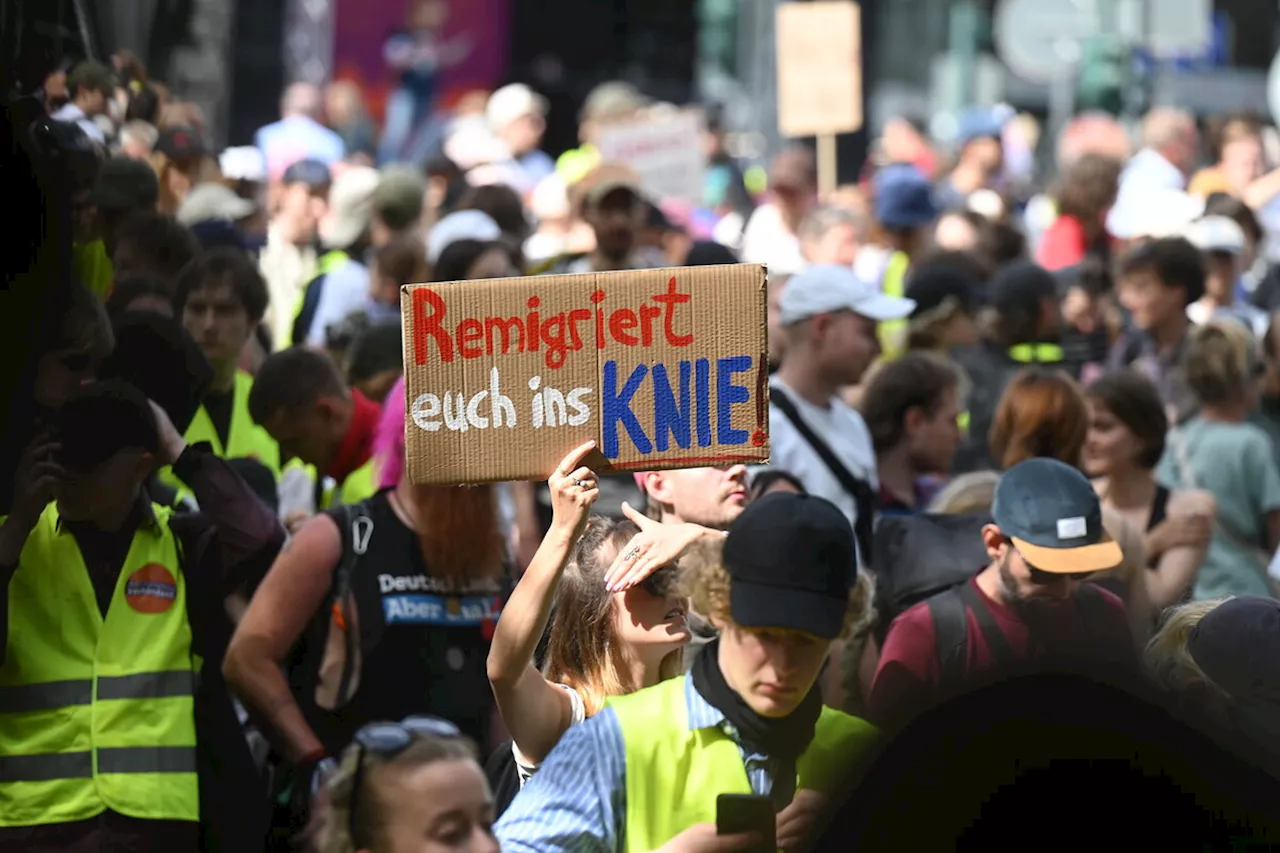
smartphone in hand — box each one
[716,793,774,853]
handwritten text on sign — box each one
[400,265,769,485]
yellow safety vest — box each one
[0,503,199,827]
[1008,343,1065,364]
[158,371,282,500]
[608,675,878,853]
[73,239,114,301]
[334,457,380,506]
[289,249,351,342]
[876,251,911,362]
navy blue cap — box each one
[1188,597,1280,702]
[874,163,940,230]
[723,492,855,639]
[992,458,1123,573]
[282,158,332,190]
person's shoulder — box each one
[1167,487,1215,517]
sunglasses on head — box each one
[348,716,462,846]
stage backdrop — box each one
[332,0,510,121]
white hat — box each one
[219,146,267,183]
[779,264,916,326]
[175,182,257,226]
[320,166,379,250]
[1185,215,1246,255]
[427,210,503,266]
[486,83,548,131]
[1106,188,1205,240]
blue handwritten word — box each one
[602,356,754,458]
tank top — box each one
[290,490,509,755]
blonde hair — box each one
[1185,320,1259,406]
[682,537,874,641]
[1144,598,1234,726]
[542,517,683,716]
[927,470,1000,515]
[314,732,478,853]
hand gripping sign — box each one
[400,264,770,484]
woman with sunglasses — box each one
[487,442,714,802]
[315,716,499,853]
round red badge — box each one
[124,564,178,614]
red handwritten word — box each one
[411,276,693,370]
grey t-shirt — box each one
[1157,417,1280,599]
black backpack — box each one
[869,511,992,646]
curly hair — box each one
[680,537,875,642]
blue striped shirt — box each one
[495,677,780,853]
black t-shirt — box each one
[201,387,234,451]
[293,491,510,755]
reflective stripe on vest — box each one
[608,675,879,853]
[876,251,911,362]
[158,370,282,500]
[1008,342,1065,363]
[0,503,199,826]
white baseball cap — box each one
[486,83,548,131]
[779,264,916,326]
[1106,188,1205,240]
[1185,215,1246,255]
[176,182,257,226]
[219,146,267,183]
[427,210,503,266]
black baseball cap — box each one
[722,492,856,640]
[905,263,980,318]
[101,311,213,434]
[1188,597,1280,702]
[156,126,205,161]
[992,458,1122,573]
[55,380,159,473]
[988,259,1058,317]
[92,156,159,212]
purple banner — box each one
[333,0,510,118]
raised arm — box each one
[487,441,598,765]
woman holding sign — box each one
[487,441,722,810]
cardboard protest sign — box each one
[401,264,769,485]
[595,110,706,206]
[776,1,863,137]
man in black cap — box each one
[497,492,880,853]
[92,156,161,257]
[869,457,1135,729]
[951,259,1066,472]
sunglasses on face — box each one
[1008,541,1094,584]
[348,716,462,846]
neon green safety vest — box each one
[0,503,199,827]
[289,249,351,337]
[877,251,911,362]
[1008,343,1065,363]
[334,457,379,506]
[608,675,879,853]
[158,371,282,500]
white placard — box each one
[595,112,706,206]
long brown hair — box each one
[542,517,683,716]
[410,484,506,587]
[989,368,1089,470]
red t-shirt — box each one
[868,576,1132,728]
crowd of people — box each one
[4,49,1280,853]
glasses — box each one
[348,716,462,847]
[1007,540,1094,583]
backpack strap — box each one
[771,384,876,565]
[927,587,968,696]
[291,271,328,347]
[954,581,1018,668]
[332,501,374,706]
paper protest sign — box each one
[595,111,706,206]
[401,264,769,485]
[776,1,863,137]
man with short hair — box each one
[798,205,864,268]
[868,458,1134,728]
[248,346,383,507]
[260,158,332,349]
[497,492,880,853]
[255,82,345,182]
[487,83,555,196]
[1108,236,1208,425]
[111,211,201,289]
[171,249,280,488]
[769,264,915,561]
[52,59,115,144]
[859,353,962,516]
[550,165,665,276]
[371,164,427,246]
[1106,107,1200,237]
